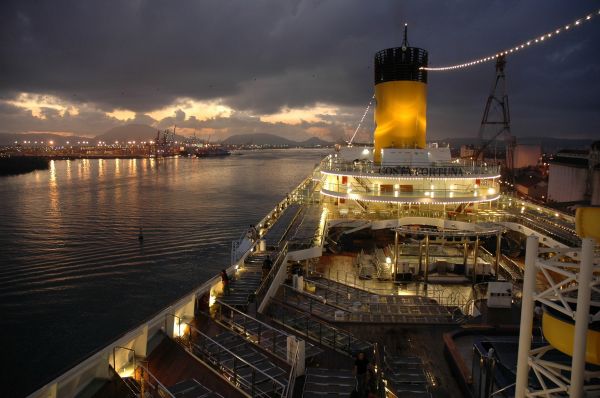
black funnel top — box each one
[374,47,428,85]
[374,25,428,84]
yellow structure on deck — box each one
[541,206,600,365]
[542,310,600,365]
[575,206,600,244]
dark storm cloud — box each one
[0,0,599,139]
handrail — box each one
[373,343,387,398]
[137,364,177,398]
[285,342,300,398]
[478,246,523,285]
[217,300,291,338]
[276,205,305,248]
[174,321,287,397]
[215,301,301,398]
[216,299,290,362]
[309,268,446,297]
[231,173,314,266]
[490,382,516,396]
[320,157,501,173]
[110,363,177,398]
[307,269,470,311]
[281,283,348,315]
[323,182,496,201]
[269,296,374,357]
[255,242,289,306]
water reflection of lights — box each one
[48,160,60,215]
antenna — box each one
[402,23,409,49]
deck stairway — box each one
[479,247,523,285]
[266,299,373,357]
[264,203,303,249]
[288,204,325,249]
[383,352,431,398]
[304,276,454,324]
[214,301,322,362]
[186,328,289,397]
[218,252,271,309]
[301,368,355,398]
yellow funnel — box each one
[372,43,429,163]
[374,80,427,160]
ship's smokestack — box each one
[373,24,428,163]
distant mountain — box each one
[222,133,332,147]
[221,133,294,146]
[0,132,91,145]
[94,124,158,142]
[298,136,331,147]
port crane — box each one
[468,55,515,182]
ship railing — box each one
[284,340,300,398]
[327,205,457,220]
[500,255,523,282]
[373,343,388,398]
[215,300,292,363]
[230,174,315,266]
[499,195,576,224]
[268,297,374,357]
[174,320,287,398]
[215,300,302,398]
[110,362,176,398]
[255,242,289,307]
[319,158,501,176]
[478,247,523,285]
[501,212,580,247]
[490,383,516,397]
[323,181,497,201]
[307,268,471,312]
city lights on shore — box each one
[422,9,600,71]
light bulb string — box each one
[349,94,375,144]
[422,8,600,71]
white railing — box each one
[216,300,290,361]
[176,320,287,398]
[311,268,471,310]
[285,342,301,398]
[320,158,501,176]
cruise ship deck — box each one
[28,166,597,398]
[28,27,600,398]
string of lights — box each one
[422,8,600,71]
[349,94,375,144]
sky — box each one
[0,0,599,142]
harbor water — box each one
[0,149,327,396]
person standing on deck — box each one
[247,225,259,242]
[262,255,273,280]
[220,269,231,296]
[353,351,371,398]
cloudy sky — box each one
[1,0,598,142]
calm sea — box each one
[0,149,327,396]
